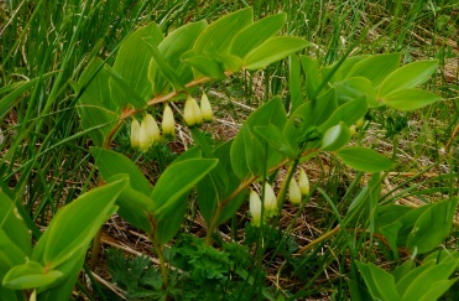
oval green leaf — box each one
[378,60,438,97]
[336,147,394,172]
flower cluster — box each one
[130,92,214,151]
[183,93,213,127]
[250,169,310,227]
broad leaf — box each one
[333,77,377,107]
[151,159,218,244]
[401,261,459,301]
[320,122,351,151]
[347,53,402,87]
[113,22,163,99]
[255,124,298,158]
[378,60,438,97]
[230,125,252,180]
[92,148,152,196]
[144,37,185,91]
[336,147,394,172]
[245,36,309,70]
[406,198,459,254]
[77,58,119,146]
[284,89,337,151]
[194,7,253,55]
[229,13,286,58]
[383,89,441,111]
[319,95,368,131]
[37,178,127,269]
[2,261,62,290]
[151,20,207,94]
[300,56,321,98]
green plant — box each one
[0,177,127,300]
[1,4,457,301]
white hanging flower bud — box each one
[349,124,357,136]
[200,92,213,123]
[139,114,160,151]
[298,168,310,196]
[355,117,365,129]
[249,189,262,227]
[263,183,278,217]
[162,104,175,137]
[130,118,141,149]
[289,178,302,205]
[184,96,202,127]
[193,97,203,127]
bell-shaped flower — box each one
[162,104,175,137]
[263,183,278,218]
[249,189,262,227]
[289,178,302,205]
[139,114,160,151]
[184,96,203,127]
[298,168,310,196]
[130,118,141,149]
[200,92,213,123]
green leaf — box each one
[336,147,394,172]
[106,66,147,109]
[2,261,62,290]
[245,36,309,70]
[418,279,458,301]
[0,230,28,270]
[333,77,378,107]
[321,122,351,151]
[77,58,119,146]
[37,178,127,269]
[383,89,441,111]
[155,194,188,245]
[0,192,31,255]
[347,53,402,87]
[406,198,459,254]
[395,205,430,245]
[319,95,368,131]
[284,89,337,151]
[356,261,402,301]
[323,55,370,84]
[401,261,459,301]
[152,20,207,94]
[150,159,217,213]
[113,185,154,233]
[243,126,266,176]
[151,159,218,244]
[300,56,321,98]
[229,13,286,58]
[396,261,436,294]
[378,221,403,259]
[289,55,303,112]
[255,124,298,158]
[194,7,253,55]
[36,246,86,300]
[113,22,163,99]
[91,148,152,196]
[144,37,185,91]
[185,55,225,79]
[392,259,414,283]
[378,60,439,97]
[230,125,252,180]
